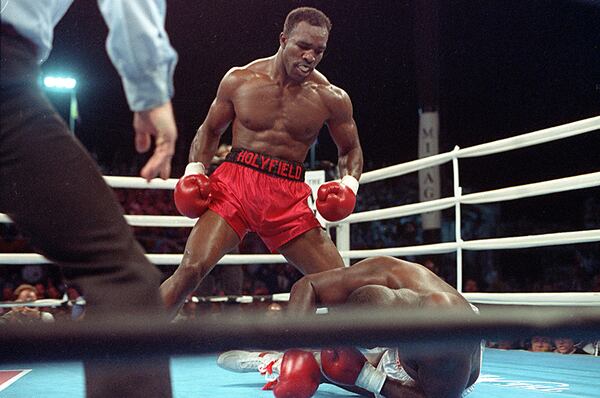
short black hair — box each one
[283,7,332,36]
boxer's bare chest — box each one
[233,79,330,139]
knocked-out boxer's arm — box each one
[287,277,319,314]
[189,70,239,164]
[324,87,363,180]
[288,268,364,314]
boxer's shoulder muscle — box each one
[311,79,352,119]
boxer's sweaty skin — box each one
[161,16,363,315]
[288,256,481,398]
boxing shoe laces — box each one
[258,354,282,391]
[259,357,281,390]
[216,350,281,373]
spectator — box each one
[486,340,518,350]
[422,258,439,275]
[496,340,518,350]
[464,278,479,292]
[276,267,292,293]
[34,282,46,298]
[2,286,13,301]
[46,282,61,299]
[529,336,553,352]
[553,337,588,355]
[1,284,54,323]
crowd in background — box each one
[1,157,599,355]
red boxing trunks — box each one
[208,148,321,252]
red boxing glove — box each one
[320,347,366,385]
[321,347,386,394]
[174,162,211,218]
[273,349,320,398]
[316,175,359,221]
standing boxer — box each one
[163,7,363,314]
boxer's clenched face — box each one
[280,21,328,82]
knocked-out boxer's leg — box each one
[160,210,240,314]
[278,228,344,274]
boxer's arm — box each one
[325,87,363,180]
[287,269,361,314]
[189,70,239,165]
[287,276,318,314]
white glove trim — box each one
[341,175,359,195]
[355,361,386,393]
[184,162,206,176]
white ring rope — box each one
[124,215,196,228]
[460,171,600,205]
[360,115,600,184]
[221,292,600,307]
[339,197,457,225]
[359,151,457,184]
[1,116,597,225]
[0,294,82,309]
[103,175,177,190]
[457,115,600,158]
[3,229,599,265]
[462,292,600,306]
[331,170,600,225]
[3,169,598,228]
[1,116,599,305]
[460,229,600,251]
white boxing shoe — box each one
[216,350,282,373]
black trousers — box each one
[0,27,172,398]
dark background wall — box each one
[43,0,599,179]
[6,0,600,292]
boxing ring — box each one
[1,116,600,397]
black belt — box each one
[225,148,306,181]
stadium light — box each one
[43,76,77,90]
[41,75,79,133]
